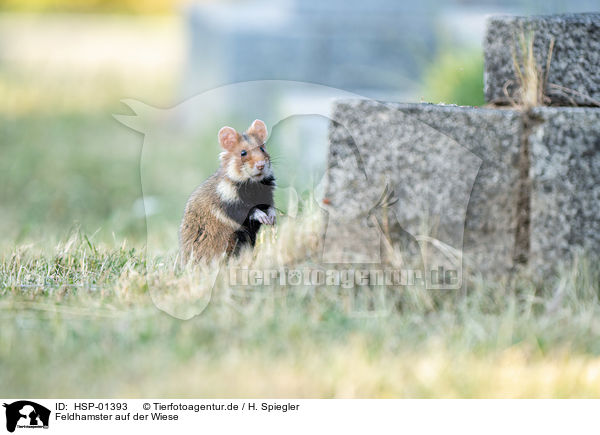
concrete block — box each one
[528,107,600,273]
[325,100,522,281]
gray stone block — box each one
[484,13,600,106]
[325,100,522,281]
[528,107,600,273]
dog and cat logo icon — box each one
[3,401,50,432]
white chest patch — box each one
[217,179,240,203]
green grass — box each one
[1,222,600,398]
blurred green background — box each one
[0,11,183,248]
[422,49,485,106]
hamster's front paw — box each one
[251,208,272,225]
[267,207,277,225]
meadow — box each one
[3,226,600,397]
[1,13,600,398]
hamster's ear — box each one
[247,119,268,143]
[218,126,239,151]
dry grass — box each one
[506,30,554,108]
[121,345,600,398]
[506,30,600,108]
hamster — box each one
[179,119,276,263]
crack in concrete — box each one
[513,109,544,266]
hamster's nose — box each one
[256,160,265,171]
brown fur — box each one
[179,120,275,263]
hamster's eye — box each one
[240,150,247,157]
[259,146,265,153]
